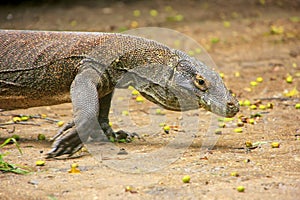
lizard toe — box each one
[115,130,140,142]
[50,120,75,141]
[46,126,83,158]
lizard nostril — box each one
[227,102,235,109]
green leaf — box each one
[109,136,115,143]
[117,139,127,143]
[0,138,23,155]
[0,137,28,174]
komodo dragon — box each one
[0,30,239,158]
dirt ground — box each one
[0,0,300,199]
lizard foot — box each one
[46,124,83,158]
[99,122,140,142]
[114,130,140,142]
[46,121,83,158]
[46,121,140,158]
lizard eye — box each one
[194,74,208,91]
[198,79,205,85]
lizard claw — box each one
[46,123,83,158]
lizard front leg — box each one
[47,68,107,158]
[46,68,137,158]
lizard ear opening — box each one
[194,74,208,91]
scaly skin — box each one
[0,30,239,157]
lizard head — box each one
[165,50,239,117]
[118,46,239,118]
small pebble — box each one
[248,118,255,124]
[215,129,222,135]
[12,117,21,122]
[71,163,78,168]
[6,13,13,20]
[256,77,263,82]
[57,121,64,127]
[149,9,158,17]
[219,72,225,78]
[250,81,258,86]
[132,89,139,95]
[133,10,141,17]
[182,175,191,183]
[237,186,245,192]
[245,141,252,147]
[243,100,251,106]
[68,163,80,173]
[125,185,137,193]
[271,142,280,148]
[28,180,39,185]
[250,105,257,110]
[163,125,170,134]
[36,160,45,166]
[259,105,266,110]
[237,121,244,127]
[286,75,293,83]
[21,116,29,121]
[136,96,144,102]
[230,172,239,177]
[218,123,226,128]
[235,72,240,77]
[37,134,46,140]
[239,100,244,106]
[234,128,243,133]
[267,103,273,109]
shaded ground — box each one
[0,0,300,199]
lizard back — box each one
[0,30,175,109]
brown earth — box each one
[0,0,300,199]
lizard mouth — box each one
[199,98,239,118]
[142,91,200,111]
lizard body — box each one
[0,30,239,157]
[0,30,173,108]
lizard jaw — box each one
[199,98,239,118]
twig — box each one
[0,113,60,123]
[0,122,14,126]
[31,115,60,123]
[7,126,15,133]
[254,97,300,101]
[0,121,40,126]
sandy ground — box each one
[0,0,300,199]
